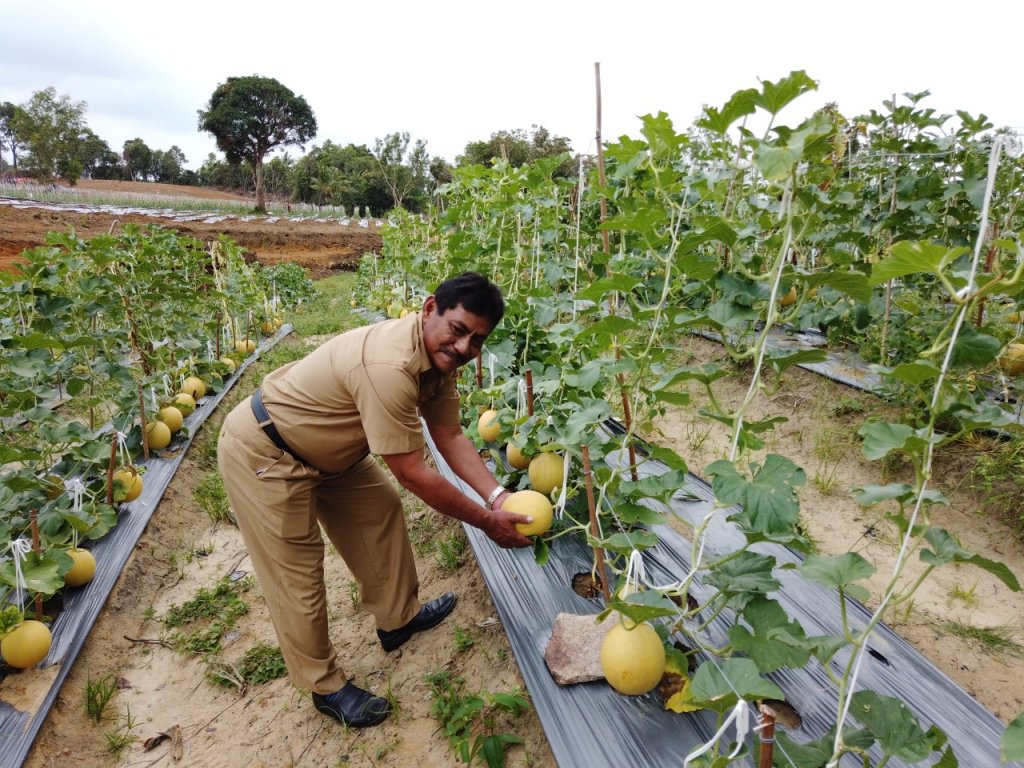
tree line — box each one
[1,76,577,215]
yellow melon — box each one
[600,621,666,695]
[502,490,554,537]
[528,452,564,495]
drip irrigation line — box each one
[0,325,292,768]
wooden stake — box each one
[106,433,118,505]
[582,446,611,602]
[30,510,42,621]
[138,384,150,462]
[595,62,639,481]
[476,353,483,390]
[524,370,535,416]
[758,705,776,768]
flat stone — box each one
[544,612,617,685]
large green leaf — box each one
[0,549,69,598]
[802,552,875,590]
[696,87,758,135]
[709,551,781,596]
[850,690,946,762]
[707,454,805,536]
[951,327,1002,367]
[688,658,784,712]
[574,315,638,340]
[764,348,827,375]
[728,597,810,673]
[774,728,875,768]
[869,241,970,285]
[920,527,1020,591]
[753,70,818,116]
[806,270,872,303]
[858,422,940,461]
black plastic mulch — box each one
[0,326,291,768]
[425,425,1021,768]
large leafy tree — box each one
[458,124,575,177]
[0,101,25,171]
[122,138,154,181]
[13,88,89,181]
[198,75,317,212]
[372,131,431,212]
[292,140,391,214]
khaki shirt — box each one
[259,312,461,472]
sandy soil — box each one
[2,184,1022,767]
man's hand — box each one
[484,497,534,548]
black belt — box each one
[251,388,308,465]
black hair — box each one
[433,271,504,327]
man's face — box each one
[421,295,494,374]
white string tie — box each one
[553,454,570,519]
[683,700,751,767]
[488,352,497,390]
[7,538,32,608]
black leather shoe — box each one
[377,592,458,652]
[312,682,391,728]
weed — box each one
[163,575,252,656]
[435,531,468,572]
[947,580,980,608]
[811,427,850,495]
[453,625,475,653]
[194,471,232,523]
[942,620,1024,657]
[84,672,118,723]
[207,642,287,689]
[887,597,916,626]
[424,669,531,766]
[347,579,361,608]
[383,675,402,720]
[236,642,287,684]
[103,704,138,756]
[830,396,866,418]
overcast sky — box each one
[3,1,1021,171]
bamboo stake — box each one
[30,510,42,621]
[138,384,150,462]
[594,62,639,481]
[106,433,118,505]
[757,705,776,768]
[524,370,535,416]
[581,446,611,602]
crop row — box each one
[355,72,1024,765]
[0,226,313,668]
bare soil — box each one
[2,182,1022,767]
[0,179,381,278]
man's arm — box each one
[380,441,532,549]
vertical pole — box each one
[582,446,611,602]
[138,384,150,462]
[106,433,118,505]
[758,706,776,768]
[30,510,42,621]
[476,353,483,390]
[524,370,535,416]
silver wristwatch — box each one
[484,485,505,510]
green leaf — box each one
[612,591,681,625]
[574,315,638,340]
[481,735,505,768]
[885,360,942,386]
[697,88,758,134]
[869,241,970,286]
[0,549,68,598]
[807,270,872,303]
[689,658,784,712]
[728,597,810,673]
[951,327,1002,367]
[599,530,660,554]
[775,728,874,768]
[532,536,550,566]
[710,551,780,596]
[707,455,805,536]
[1001,711,1024,761]
[850,690,943,762]
[753,70,818,115]
[802,552,875,590]
[858,422,940,461]
[574,275,643,302]
[764,348,827,375]
[920,527,1020,591]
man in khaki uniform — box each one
[217,272,532,728]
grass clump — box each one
[207,642,288,689]
[162,575,252,654]
[424,669,531,767]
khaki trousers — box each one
[217,396,420,694]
